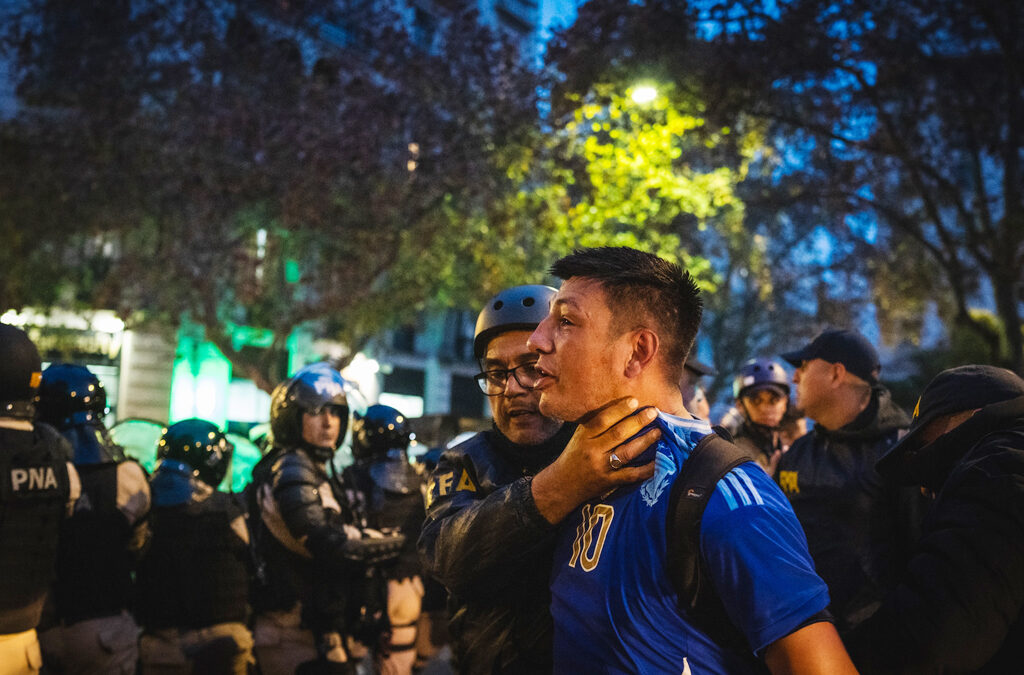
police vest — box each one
[136,492,249,630]
[0,424,72,633]
[53,462,136,624]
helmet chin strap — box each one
[301,440,337,463]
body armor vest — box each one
[136,492,249,630]
[0,424,72,634]
[53,462,135,624]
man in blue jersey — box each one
[527,247,855,674]
[419,285,659,674]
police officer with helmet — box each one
[0,324,79,675]
[345,404,425,675]
[35,363,150,674]
[729,358,792,474]
[418,285,579,674]
[135,418,254,674]
[249,363,403,674]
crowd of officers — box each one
[0,324,427,675]
[3,258,1024,674]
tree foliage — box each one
[693,0,1024,371]
[542,0,866,400]
[544,0,1024,381]
[1,0,543,388]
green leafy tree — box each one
[691,0,1024,371]
[1,0,543,389]
[539,0,867,402]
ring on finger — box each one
[609,453,623,470]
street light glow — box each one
[631,85,658,104]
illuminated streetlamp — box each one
[630,85,658,105]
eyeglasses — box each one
[474,361,542,396]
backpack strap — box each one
[666,427,761,655]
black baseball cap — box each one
[781,328,880,383]
[684,356,716,377]
[877,364,1024,479]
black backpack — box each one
[665,428,769,671]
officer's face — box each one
[741,388,788,427]
[302,408,342,449]
[792,358,835,421]
[482,330,564,446]
[528,277,636,423]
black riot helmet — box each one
[733,358,790,401]
[37,363,108,429]
[158,418,233,489]
[270,363,352,460]
[473,285,557,359]
[0,323,43,420]
[351,404,411,464]
[37,363,124,465]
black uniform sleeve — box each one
[846,442,1024,673]
[271,452,351,565]
[417,440,557,600]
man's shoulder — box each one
[705,461,790,518]
[435,431,494,472]
[656,412,713,452]
[955,423,1024,482]
[447,430,491,455]
[200,489,246,517]
[271,449,322,483]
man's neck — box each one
[814,389,871,431]
[626,381,688,418]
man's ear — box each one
[624,329,659,378]
[830,361,847,387]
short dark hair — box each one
[550,247,703,384]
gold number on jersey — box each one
[568,503,615,572]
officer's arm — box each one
[64,462,81,516]
[271,455,347,561]
[764,621,856,675]
[117,460,152,554]
[418,450,554,599]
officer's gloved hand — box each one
[341,527,406,565]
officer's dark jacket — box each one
[418,423,574,675]
[848,394,1024,674]
[250,447,358,636]
[136,474,249,631]
[775,386,921,634]
[53,459,148,625]
[0,423,74,635]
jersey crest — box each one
[640,446,676,506]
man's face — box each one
[528,277,635,422]
[301,407,343,449]
[740,387,787,427]
[917,408,979,448]
[482,330,564,446]
[792,358,834,420]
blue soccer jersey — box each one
[550,412,830,674]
